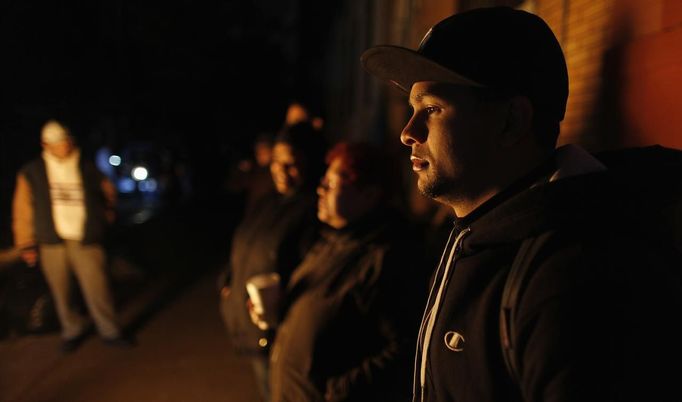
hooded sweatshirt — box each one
[415,145,682,402]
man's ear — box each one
[499,96,533,147]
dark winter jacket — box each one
[270,209,427,402]
[416,146,682,402]
[222,190,319,355]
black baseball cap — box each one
[361,6,569,121]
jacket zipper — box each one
[413,227,471,402]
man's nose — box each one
[400,115,426,146]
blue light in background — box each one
[109,155,122,166]
[138,179,158,193]
[117,177,136,193]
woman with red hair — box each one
[252,141,427,402]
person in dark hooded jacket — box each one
[361,6,681,402]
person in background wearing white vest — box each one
[12,119,134,352]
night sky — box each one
[1,0,333,141]
[0,0,337,244]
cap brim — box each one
[360,45,484,92]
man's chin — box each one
[418,178,448,200]
[418,177,432,196]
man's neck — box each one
[449,151,557,220]
[43,148,79,164]
[449,188,500,218]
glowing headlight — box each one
[132,166,149,181]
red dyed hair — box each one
[325,141,390,192]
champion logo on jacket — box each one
[443,331,465,352]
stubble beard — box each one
[417,170,452,200]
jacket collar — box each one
[454,145,613,250]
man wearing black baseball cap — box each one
[362,6,680,402]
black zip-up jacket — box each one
[222,190,319,355]
[415,160,682,402]
[270,209,428,402]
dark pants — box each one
[251,354,270,402]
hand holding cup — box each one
[245,273,281,330]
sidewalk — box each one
[0,271,261,402]
[0,195,254,402]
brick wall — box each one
[532,0,682,150]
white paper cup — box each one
[245,273,281,329]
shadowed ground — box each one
[0,194,260,402]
